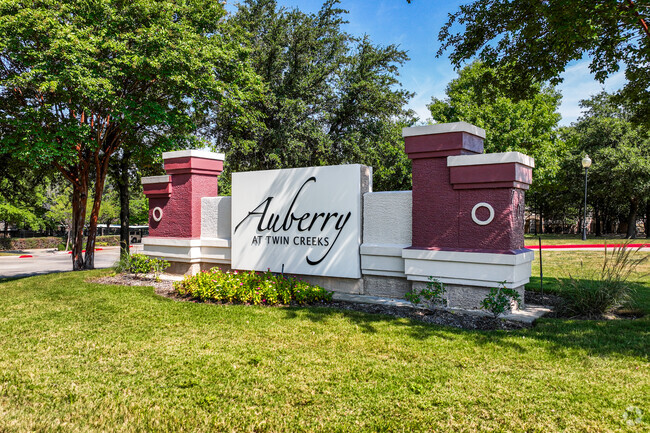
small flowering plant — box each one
[405,276,447,308]
[480,282,521,318]
[173,268,333,305]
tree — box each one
[0,154,50,235]
[214,0,415,192]
[45,181,73,250]
[563,92,650,238]
[428,62,567,230]
[0,0,261,269]
[437,0,650,125]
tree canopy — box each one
[437,0,650,125]
[215,0,415,192]
[0,0,262,269]
[562,92,650,237]
[428,61,565,202]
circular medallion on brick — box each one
[471,202,494,226]
[152,207,163,222]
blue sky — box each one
[226,0,627,126]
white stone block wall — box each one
[360,191,412,278]
[201,197,232,239]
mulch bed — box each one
[93,274,643,331]
[93,273,644,326]
[92,273,535,330]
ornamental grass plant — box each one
[557,243,649,318]
[173,268,333,305]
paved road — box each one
[0,245,143,279]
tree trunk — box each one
[65,227,71,252]
[626,198,639,239]
[84,172,106,269]
[646,201,650,238]
[71,172,89,271]
[84,147,114,269]
[118,151,131,260]
[577,200,583,237]
[594,204,601,237]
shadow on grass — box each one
[0,270,67,282]
[280,297,649,360]
[0,276,23,283]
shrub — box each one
[118,253,169,281]
[557,243,648,318]
[480,283,522,318]
[94,236,120,246]
[174,268,333,306]
[405,277,447,307]
[0,237,64,250]
[0,235,120,251]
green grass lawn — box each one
[0,253,648,432]
[524,234,650,246]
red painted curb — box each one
[527,243,650,250]
[19,255,33,258]
[67,249,104,254]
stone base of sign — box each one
[360,244,409,277]
[403,248,534,289]
[299,275,364,295]
[411,281,525,310]
[143,237,231,266]
[363,275,411,299]
[162,261,231,276]
[165,261,201,276]
[200,262,231,273]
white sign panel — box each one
[231,165,362,278]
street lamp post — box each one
[582,155,592,241]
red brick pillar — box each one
[142,150,224,239]
[448,152,533,252]
[402,122,535,309]
[403,122,485,249]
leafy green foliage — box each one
[215,0,415,192]
[405,277,447,307]
[480,283,522,318]
[427,62,577,230]
[174,268,333,305]
[428,63,561,155]
[118,253,169,281]
[558,244,649,317]
[437,0,650,126]
[0,155,53,232]
[561,92,650,237]
[428,62,564,210]
[0,236,63,251]
[0,0,262,269]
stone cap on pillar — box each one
[403,122,486,159]
[163,150,225,175]
[142,175,172,198]
[448,151,535,190]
